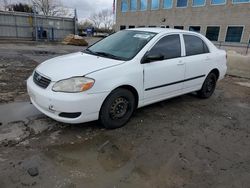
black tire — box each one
[99,88,136,129]
[197,72,217,99]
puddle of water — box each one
[44,134,133,186]
[236,82,250,88]
[0,102,42,124]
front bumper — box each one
[27,76,109,124]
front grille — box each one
[33,71,51,89]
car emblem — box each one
[37,75,42,81]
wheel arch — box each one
[209,68,220,80]
[113,85,139,109]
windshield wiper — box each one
[83,48,98,55]
[95,51,126,61]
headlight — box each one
[52,77,95,93]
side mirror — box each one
[141,53,164,64]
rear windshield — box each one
[86,30,157,61]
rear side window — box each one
[184,35,209,56]
[149,34,181,60]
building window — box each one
[174,26,184,29]
[206,26,220,41]
[211,0,226,5]
[121,0,128,12]
[138,26,145,27]
[140,0,148,10]
[120,25,126,30]
[131,0,137,11]
[151,0,160,9]
[129,25,135,28]
[225,26,243,42]
[177,0,188,7]
[189,26,201,33]
[166,26,170,28]
[163,0,173,8]
[232,0,250,3]
[148,26,157,27]
[193,0,206,6]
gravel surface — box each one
[0,42,250,188]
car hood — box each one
[36,52,125,81]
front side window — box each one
[184,35,209,56]
[87,30,156,60]
[121,0,128,12]
[141,0,148,10]
[193,0,206,6]
[131,0,137,11]
[148,35,181,60]
[206,26,220,41]
[151,0,160,9]
[211,0,226,5]
[163,0,173,8]
[225,26,243,42]
[177,0,188,7]
[232,0,249,3]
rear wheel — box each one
[99,88,135,129]
[197,73,217,99]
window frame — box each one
[224,25,244,43]
[151,0,160,10]
[210,0,227,5]
[142,34,184,63]
[121,0,129,12]
[192,0,206,7]
[130,0,138,11]
[182,34,210,57]
[189,26,201,33]
[176,0,188,8]
[174,26,184,30]
[140,0,148,11]
[205,25,221,41]
[163,0,173,9]
[232,0,250,4]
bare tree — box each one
[2,0,11,10]
[89,9,114,30]
[100,9,114,30]
[79,19,94,30]
[31,0,64,16]
[89,12,102,29]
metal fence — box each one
[214,41,250,55]
[0,11,76,41]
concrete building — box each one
[115,0,250,44]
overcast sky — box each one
[61,0,113,19]
[11,0,113,20]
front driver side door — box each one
[143,34,185,105]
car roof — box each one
[127,27,197,35]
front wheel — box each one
[197,73,217,99]
[99,88,135,129]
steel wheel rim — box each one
[206,77,215,94]
[109,97,129,120]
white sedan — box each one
[27,28,227,129]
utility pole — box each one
[33,4,38,41]
[74,9,78,35]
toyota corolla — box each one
[27,28,227,129]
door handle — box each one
[205,57,211,61]
[177,61,185,66]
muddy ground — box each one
[0,41,250,188]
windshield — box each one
[85,30,157,61]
